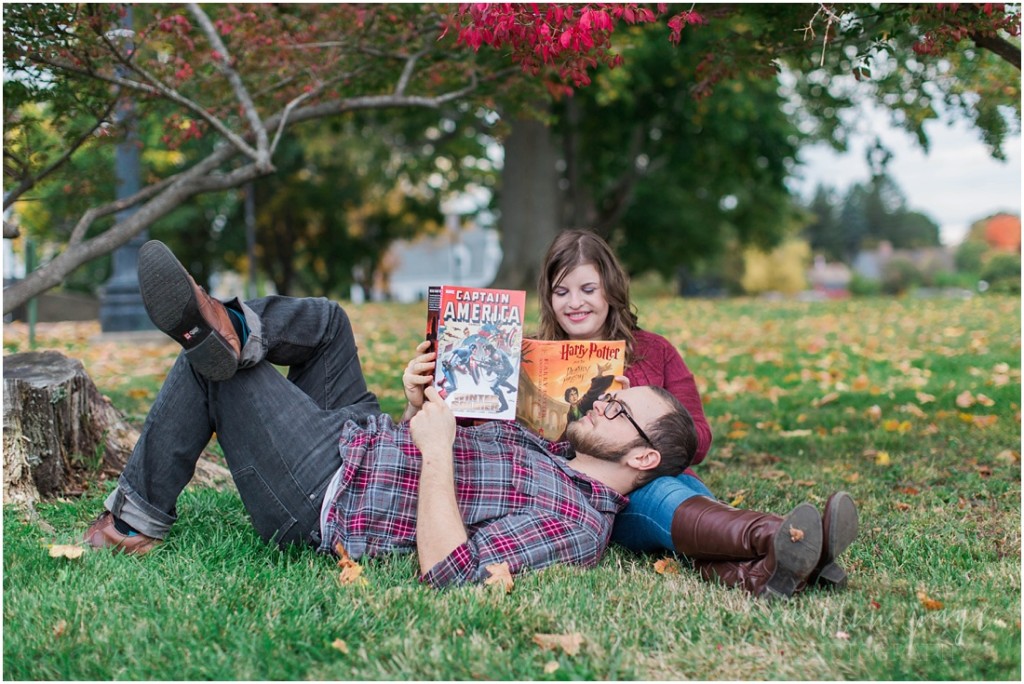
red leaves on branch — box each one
[447,3,705,88]
[913,3,1020,57]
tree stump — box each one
[3,350,231,505]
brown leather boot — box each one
[670,495,782,561]
[83,511,161,556]
[672,497,823,599]
[138,240,241,381]
[810,491,858,589]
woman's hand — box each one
[402,340,436,420]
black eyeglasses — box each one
[596,393,655,448]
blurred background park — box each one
[2,4,1020,327]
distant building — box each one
[352,219,503,303]
[851,241,954,281]
[807,255,852,299]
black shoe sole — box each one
[764,503,823,600]
[138,241,238,381]
[815,491,859,589]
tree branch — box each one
[187,3,271,168]
[27,54,262,162]
[970,32,1022,70]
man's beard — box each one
[565,421,635,463]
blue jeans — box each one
[610,474,715,552]
[104,296,380,547]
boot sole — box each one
[138,241,238,381]
[764,503,823,600]
[816,491,858,589]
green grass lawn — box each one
[3,294,1020,680]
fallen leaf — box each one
[975,464,993,478]
[335,542,368,586]
[543,661,560,674]
[894,502,912,512]
[976,393,995,407]
[53,620,68,638]
[815,392,840,407]
[653,558,681,575]
[869,600,881,610]
[533,633,584,656]
[729,492,746,507]
[778,429,813,438]
[971,415,998,428]
[788,526,805,542]
[726,429,748,440]
[994,449,1020,464]
[49,544,85,559]
[338,563,367,586]
[916,392,936,404]
[331,638,349,654]
[484,562,514,594]
[900,403,927,418]
[916,590,944,611]
[875,451,892,466]
[955,391,976,408]
[852,375,870,391]
[835,630,850,640]
[896,486,920,496]
[865,405,882,420]
[883,419,912,433]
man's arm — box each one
[409,386,468,572]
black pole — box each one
[99,5,154,332]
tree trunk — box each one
[3,350,231,505]
[492,114,563,291]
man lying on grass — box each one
[85,241,827,594]
[83,241,700,587]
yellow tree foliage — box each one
[741,239,811,295]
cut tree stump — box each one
[3,350,231,505]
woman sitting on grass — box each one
[401,230,860,598]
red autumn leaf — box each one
[653,557,681,575]
[917,590,944,611]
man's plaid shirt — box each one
[318,414,627,588]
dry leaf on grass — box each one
[335,542,368,586]
[874,451,892,466]
[53,620,68,638]
[955,391,976,408]
[533,633,584,656]
[543,661,560,674]
[331,638,349,654]
[653,557,681,575]
[916,590,944,611]
[484,562,514,593]
[49,544,84,559]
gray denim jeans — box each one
[104,296,381,547]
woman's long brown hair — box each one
[535,229,639,365]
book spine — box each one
[425,285,441,355]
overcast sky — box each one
[788,102,1022,247]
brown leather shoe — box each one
[138,240,241,381]
[83,511,160,555]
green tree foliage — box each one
[551,23,805,280]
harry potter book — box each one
[426,285,526,420]
[516,338,626,440]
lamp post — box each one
[99,5,154,332]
